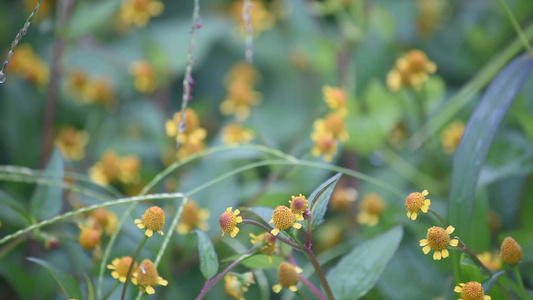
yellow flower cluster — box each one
[222,123,254,145]
[119,0,164,28]
[66,69,115,106]
[224,272,255,300]
[311,86,349,162]
[176,200,210,234]
[54,126,89,161]
[230,0,276,36]
[220,62,261,121]
[130,60,158,94]
[165,108,207,160]
[269,195,307,236]
[8,44,49,86]
[250,232,277,263]
[356,193,386,227]
[386,49,436,91]
[77,208,118,253]
[441,120,465,154]
[89,150,141,186]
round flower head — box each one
[273,262,303,293]
[134,206,165,237]
[405,189,431,220]
[356,193,386,227]
[176,200,210,234]
[132,259,168,295]
[420,225,459,260]
[329,186,358,211]
[322,86,348,116]
[78,224,101,250]
[454,281,491,300]
[500,237,522,265]
[314,112,349,142]
[289,194,308,221]
[250,233,277,263]
[107,256,138,283]
[269,206,302,236]
[311,130,338,162]
[219,207,243,238]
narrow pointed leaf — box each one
[195,230,219,279]
[27,257,83,299]
[305,173,342,230]
[30,148,64,220]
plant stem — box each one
[121,235,149,300]
[242,219,301,249]
[512,265,531,300]
[305,215,313,249]
[295,289,310,300]
[496,0,533,56]
[195,244,260,300]
[299,275,327,300]
[287,231,335,300]
[428,209,447,228]
[103,281,120,300]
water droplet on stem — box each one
[0,71,6,84]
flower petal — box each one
[442,249,449,258]
[411,211,418,220]
[273,284,282,293]
[445,225,455,234]
[293,222,302,229]
[145,286,155,295]
[422,190,429,196]
[146,229,153,237]
[454,286,462,293]
[271,228,280,236]
[420,239,428,246]
[433,251,442,260]
[422,246,431,254]
[449,239,459,247]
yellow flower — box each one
[78,223,101,250]
[134,206,166,237]
[441,121,465,154]
[311,130,338,162]
[90,208,118,235]
[420,225,459,260]
[289,194,308,221]
[8,44,49,86]
[66,69,89,97]
[329,186,358,211]
[387,50,436,91]
[222,123,254,145]
[119,0,164,27]
[269,205,301,236]
[500,237,523,265]
[219,207,243,238]
[107,256,138,283]
[81,78,115,106]
[272,262,302,293]
[220,80,262,121]
[231,0,276,36]
[454,281,491,300]
[177,139,206,160]
[224,61,260,86]
[405,189,431,220]
[224,274,245,300]
[54,126,89,161]
[250,232,277,262]
[132,259,168,295]
[315,221,343,252]
[89,151,141,186]
[131,61,157,93]
[356,193,386,227]
[165,108,206,144]
[23,0,55,21]
[176,200,210,234]
[477,251,502,271]
[313,112,349,142]
[322,86,348,116]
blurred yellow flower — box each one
[322,86,348,116]
[224,274,245,300]
[224,61,260,86]
[131,61,158,93]
[222,123,254,145]
[78,223,101,250]
[90,208,118,235]
[220,80,262,121]
[89,151,141,186]
[477,251,502,271]
[356,193,386,227]
[314,112,349,142]
[387,49,436,91]
[55,126,89,161]
[8,44,49,86]
[23,0,55,21]
[107,256,138,283]
[329,186,358,211]
[81,78,115,106]
[250,232,277,262]
[176,200,210,234]
[441,120,465,154]
[66,69,89,97]
[311,130,338,162]
[177,139,206,160]
[231,0,276,36]
[165,108,206,144]
[119,0,164,27]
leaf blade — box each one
[195,230,219,280]
[30,148,64,220]
[27,257,83,299]
[306,173,342,230]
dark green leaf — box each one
[195,230,219,279]
[482,271,506,293]
[459,253,486,283]
[27,257,83,299]
[240,254,283,269]
[305,173,342,230]
[326,226,403,300]
[0,190,32,225]
[449,54,533,281]
[30,148,64,220]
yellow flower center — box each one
[362,193,385,215]
[426,226,450,251]
[405,192,425,212]
[406,50,429,73]
[78,228,101,250]
[219,211,237,234]
[115,257,138,278]
[317,134,335,152]
[272,206,296,231]
[324,113,345,136]
[290,196,308,215]
[500,237,523,265]
[461,282,485,300]
[136,259,160,287]
[142,206,166,232]
[278,262,300,287]
[181,201,201,226]
[91,208,109,228]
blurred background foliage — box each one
[0,0,532,299]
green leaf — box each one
[67,0,122,39]
[459,253,486,283]
[482,271,506,293]
[305,173,342,230]
[195,230,219,279]
[30,148,64,220]
[326,226,403,300]
[27,257,83,299]
[449,54,533,282]
[0,190,32,225]
[240,254,284,269]
[84,273,95,300]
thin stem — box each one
[299,275,327,300]
[195,244,260,300]
[121,235,149,300]
[428,209,447,228]
[512,265,531,300]
[103,281,120,300]
[242,219,301,249]
[295,289,310,300]
[243,0,253,63]
[287,231,335,300]
[496,0,533,56]
[305,215,313,249]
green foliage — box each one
[196,230,219,280]
[29,148,64,220]
[305,172,342,230]
[27,257,83,299]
